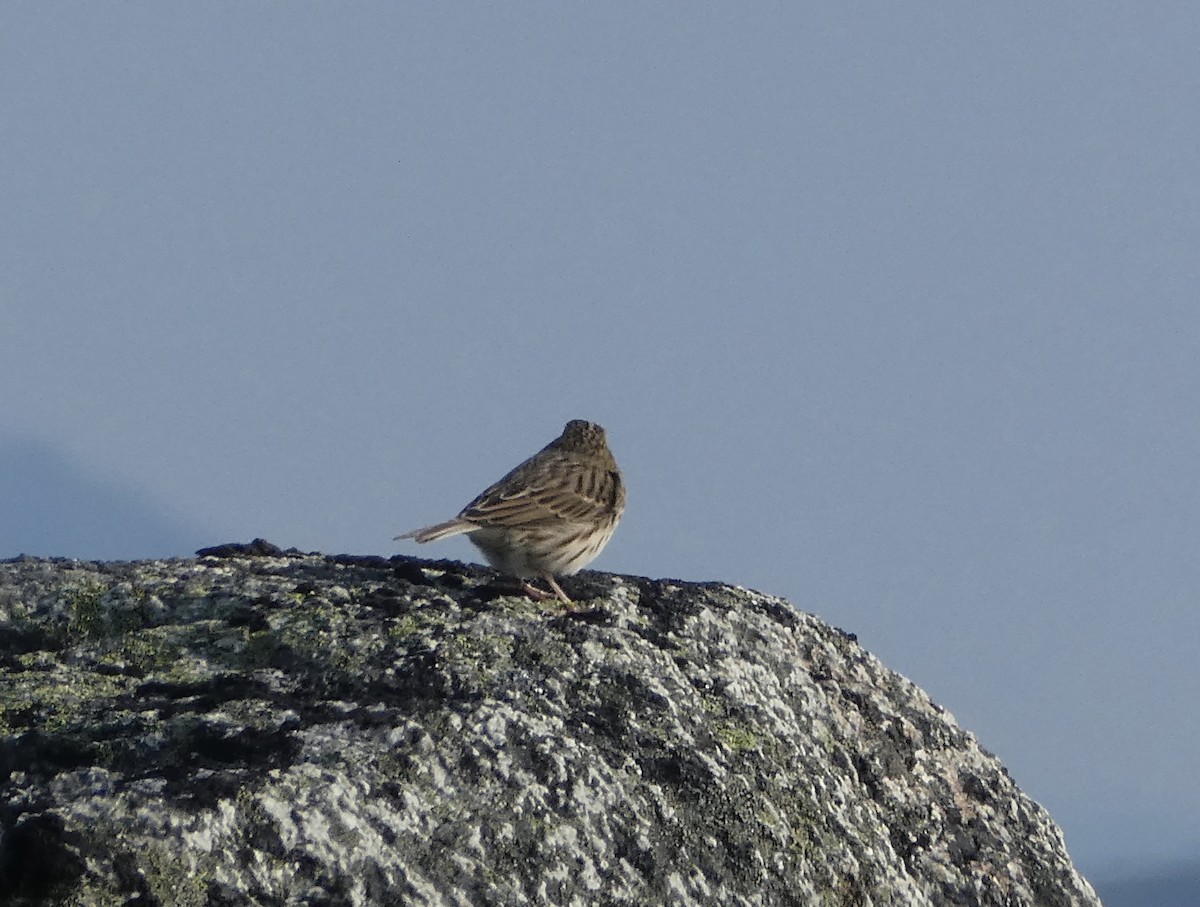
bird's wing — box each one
[459,453,623,529]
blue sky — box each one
[3,4,1198,881]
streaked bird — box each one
[395,420,625,604]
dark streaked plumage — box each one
[395,420,625,603]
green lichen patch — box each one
[0,659,133,736]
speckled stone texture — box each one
[0,544,1099,906]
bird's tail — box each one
[394,518,474,544]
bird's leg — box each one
[519,577,573,604]
[544,575,572,604]
[521,581,558,602]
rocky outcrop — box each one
[0,543,1099,906]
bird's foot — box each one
[521,581,558,602]
[521,578,573,606]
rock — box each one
[0,547,1099,906]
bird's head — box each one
[557,420,609,454]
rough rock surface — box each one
[0,543,1099,906]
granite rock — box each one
[0,546,1099,906]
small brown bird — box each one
[395,420,625,604]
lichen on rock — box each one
[0,546,1099,906]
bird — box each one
[395,420,625,605]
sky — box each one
[2,3,1198,884]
